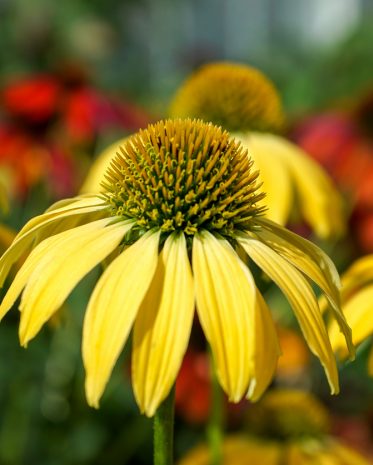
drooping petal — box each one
[19,218,133,346]
[132,233,194,416]
[253,218,354,357]
[238,234,339,394]
[329,285,373,356]
[247,289,281,401]
[341,254,373,298]
[0,233,61,321]
[193,230,256,402]
[0,195,107,287]
[255,217,340,299]
[239,132,292,225]
[277,134,345,238]
[83,230,160,408]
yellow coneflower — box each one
[169,61,345,239]
[169,62,284,133]
[329,254,373,374]
[179,390,370,465]
[0,119,352,417]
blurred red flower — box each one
[0,66,152,199]
[175,350,211,424]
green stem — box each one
[154,386,175,465]
[208,359,224,465]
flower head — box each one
[0,119,352,416]
[169,62,284,133]
[168,62,344,239]
[245,389,331,439]
[102,119,265,235]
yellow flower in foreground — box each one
[169,61,345,239]
[329,254,373,373]
[179,390,370,465]
[0,119,352,416]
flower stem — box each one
[154,386,175,465]
[208,358,224,465]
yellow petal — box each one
[0,195,107,287]
[132,233,194,416]
[238,234,339,394]
[0,233,61,321]
[247,289,281,401]
[329,285,373,356]
[341,254,373,298]
[44,195,97,212]
[278,137,345,239]
[80,138,127,194]
[246,132,344,238]
[238,132,292,225]
[192,230,256,402]
[19,218,133,346]
[83,229,160,408]
[254,218,354,358]
[19,195,106,236]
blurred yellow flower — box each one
[329,254,373,374]
[169,62,284,133]
[179,390,370,465]
[0,119,352,417]
[238,132,345,238]
[179,436,370,465]
[169,61,345,239]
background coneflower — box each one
[169,62,345,239]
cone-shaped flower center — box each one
[169,62,285,133]
[103,119,266,236]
